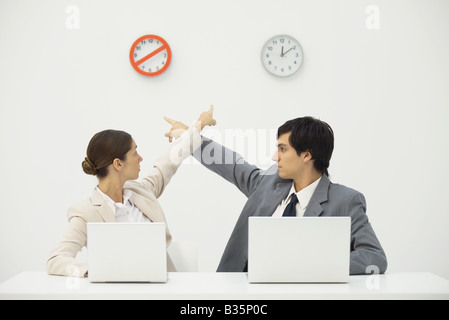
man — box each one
[167,114,387,275]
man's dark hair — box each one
[277,116,334,176]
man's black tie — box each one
[282,194,298,217]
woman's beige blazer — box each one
[47,127,200,277]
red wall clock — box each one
[129,35,172,77]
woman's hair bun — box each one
[83,129,132,179]
[82,157,97,176]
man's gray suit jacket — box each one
[194,137,388,275]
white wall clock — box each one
[261,34,303,77]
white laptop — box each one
[248,217,350,283]
[87,222,167,283]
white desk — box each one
[1,272,449,300]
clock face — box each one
[261,34,303,77]
[129,35,172,77]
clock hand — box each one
[281,46,284,57]
[283,47,294,55]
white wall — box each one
[1,0,448,283]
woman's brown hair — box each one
[81,129,133,179]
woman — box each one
[47,106,216,277]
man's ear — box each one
[303,150,313,162]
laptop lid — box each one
[87,222,167,283]
[248,217,350,283]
